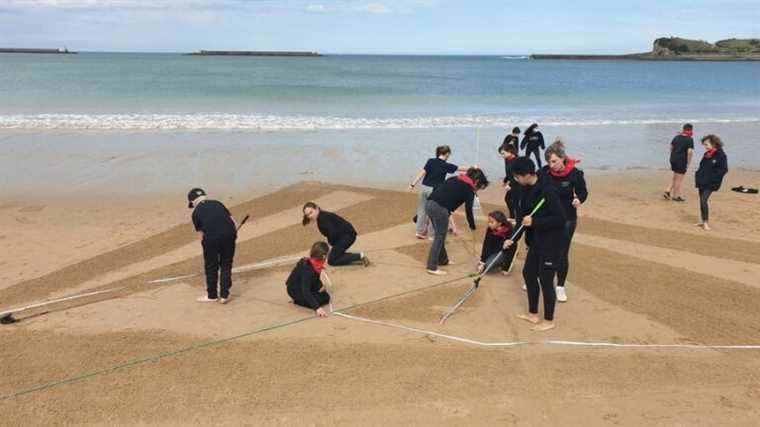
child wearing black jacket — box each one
[478,211,517,275]
[302,202,370,267]
[286,242,332,318]
[504,157,567,332]
[520,123,546,168]
[694,134,729,231]
[500,144,521,219]
[541,139,588,302]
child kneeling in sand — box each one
[478,211,517,275]
[286,242,332,318]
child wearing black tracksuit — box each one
[286,242,331,316]
[302,203,368,267]
[479,211,517,274]
[500,145,521,219]
[541,161,588,291]
[508,158,567,327]
[520,123,546,168]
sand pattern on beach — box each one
[2,173,760,425]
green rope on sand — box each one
[0,272,475,401]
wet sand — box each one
[2,169,760,425]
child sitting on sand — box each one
[286,242,332,318]
[478,211,517,275]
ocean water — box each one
[0,53,758,194]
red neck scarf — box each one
[704,148,718,159]
[505,153,517,162]
[549,158,579,178]
[491,225,511,238]
[457,174,477,191]
[681,130,694,138]
[308,258,326,274]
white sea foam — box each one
[0,114,758,131]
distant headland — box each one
[187,50,321,57]
[531,37,760,61]
[0,48,76,54]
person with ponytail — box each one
[520,123,546,168]
[425,167,489,275]
[664,123,695,202]
[541,139,588,303]
[694,134,728,231]
[286,241,332,318]
[302,202,370,267]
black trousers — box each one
[202,235,236,299]
[557,220,577,288]
[292,291,331,310]
[328,233,362,266]
[484,243,518,274]
[526,147,542,169]
[698,188,713,222]
[522,245,557,321]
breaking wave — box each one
[0,113,758,131]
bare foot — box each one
[532,322,556,332]
[694,222,703,227]
[702,223,711,231]
[516,313,540,324]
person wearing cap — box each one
[188,188,238,304]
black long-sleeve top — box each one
[502,156,518,186]
[480,227,512,263]
[520,131,545,152]
[512,173,567,255]
[317,211,357,246]
[285,258,326,310]
[540,165,588,221]
[499,135,519,153]
[695,149,728,191]
[429,177,477,230]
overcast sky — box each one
[0,0,758,54]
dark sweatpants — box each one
[425,200,451,270]
[557,220,577,288]
[526,147,542,169]
[328,233,362,266]
[291,291,331,310]
[202,235,236,299]
[698,188,713,222]
[522,245,557,321]
[483,243,518,274]
[505,187,520,219]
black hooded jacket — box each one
[540,165,588,221]
[317,211,357,246]
[695,149,728,191]
[520,130,545,152]
[286,258,325,310]
[513,173,567,256]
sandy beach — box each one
[2,167,760,425]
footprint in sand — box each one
[18,205,46,213]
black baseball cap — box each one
[187,188,206,208]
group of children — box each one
[187,121,727,332]
[664,123,729,231]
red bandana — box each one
[491,225,511,238]
[549,158,579,178]
[457,174,477,191]
[308,258,326,274]
[704,149,718,159]
[681,130,694,138]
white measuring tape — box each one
[334,312,760,350]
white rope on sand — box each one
[0,288,124,317]
[334,312,760,350]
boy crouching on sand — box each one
[286,242,332,318]
[478,211,517,275]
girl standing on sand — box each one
[286,241,332,318]
[520,123,546,168]
[409,145,471,239]
[694,135,728,231]
[541,139,588,303]
[302,203,370,267]
[500,144,521,219]
[425,167,489,275]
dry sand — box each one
[2,170,760,426]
